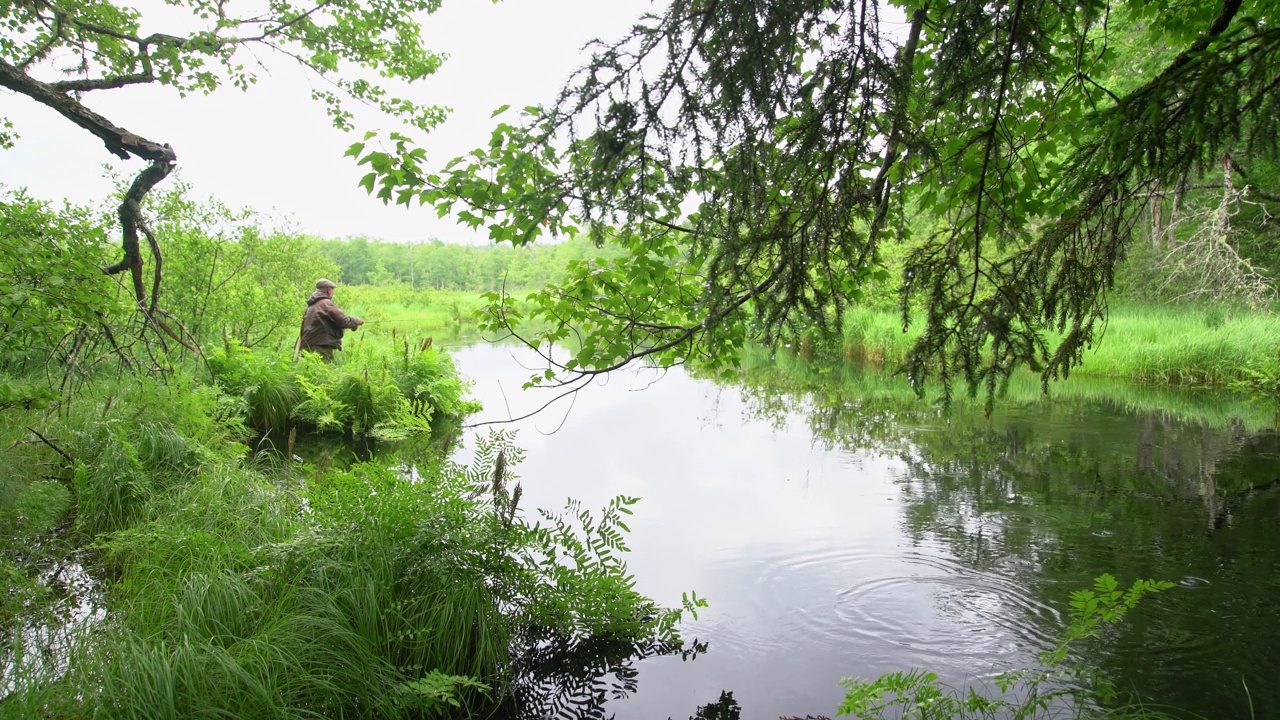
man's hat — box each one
[315,278,337,289]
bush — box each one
[206,337,480,441]
[144,182,340,349]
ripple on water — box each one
[703,540,1061,674]
[830,561,1061,663]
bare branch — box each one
[26,426,74,465]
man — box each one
[299,278,363,361]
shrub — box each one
[206,337,480,441]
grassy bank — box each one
[746,344,1279,432]
[329,288,1280,395]
[838,303,1280,392]
[1,342,695,719]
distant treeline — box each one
[310,235,625,291]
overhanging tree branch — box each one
[50,73,156,92]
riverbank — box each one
[741,344,1279,433]
[0,342,693,719]
[840,303,1280,392]
[332,288,1280,396]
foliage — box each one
[835,575,1177,719]
[398,671,491,713]
[478,230,749,389]
[0,190,122,366]
[143,182,339,348]
[351,0,1280,406]
[0,0,450,314]
[207,336,480,441]
[311,234,629,291]
[0,182,346,387]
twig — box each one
[26,426,75,465]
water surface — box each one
[451,343,1280,719]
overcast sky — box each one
[0,0,655,244]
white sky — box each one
[0,0,655,244]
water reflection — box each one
[450,342,1280,719]
[506,628,707,720]
[1,555,105,697]
[728,348,1280,718]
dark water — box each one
[450,343,1280,720]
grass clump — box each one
[841,306,920,365]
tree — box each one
[147,183,340,348]
[353,0,1280,404]
[0,0,446,343]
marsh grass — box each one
[837,304,1280,392]
[339,286,491,337]
[745,344,1277,432]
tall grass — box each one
[841,306,919,365]
[4,381,692,720]
[52,459,510,720]
[1081,304,1280,386]
[339,286,492,338]
[837,304,1280,391]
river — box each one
[449,341,1280,720]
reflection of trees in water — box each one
[727,354,1280,719]
[503,625,705,720]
